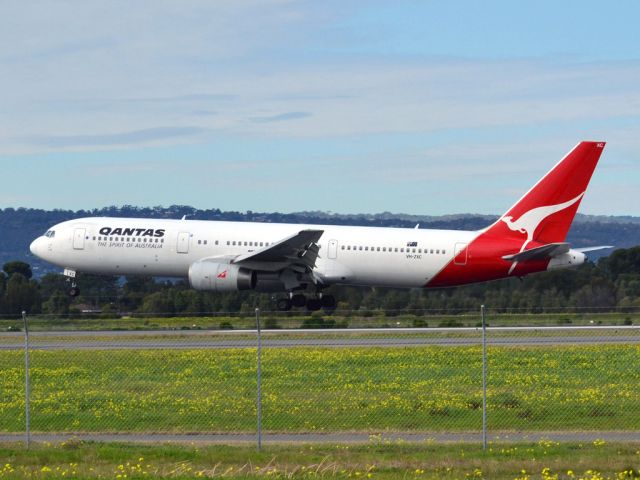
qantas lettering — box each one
[99,227,165,237]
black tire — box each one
[69,287,80,297]
[291,294,307,308]
[276,298,292,311]
[321,294,336,310]
[306,298,322,311]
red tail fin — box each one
[485,141,605,245]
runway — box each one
[0,326,638,350]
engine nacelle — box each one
[547,250,586,270]
[188,260,255,292]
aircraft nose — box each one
[30,237,43,257]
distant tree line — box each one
[1,246,639,318]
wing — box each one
[232,229,324,273]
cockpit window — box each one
[44,230,56,238]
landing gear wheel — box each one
[321,294,336,310]
[306,298,322,311]
[69,286,80,297]
[276,298,292,311]
[291,294,307,308]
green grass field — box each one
[1,440,639,479]
[1,343,639,434]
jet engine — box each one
[188,260,255,292]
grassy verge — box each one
[2,344,639,433]
[1,440,639,479]
[0,311,638,332]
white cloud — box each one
[1,2,639,215]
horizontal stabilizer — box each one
[502,242,570,262]
[575,246,614,253]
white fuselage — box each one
[29,217,479,289]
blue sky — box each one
[2,1,639,215]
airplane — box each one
[30,141,611,311]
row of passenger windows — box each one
[341,245,446,255]
[92,236,164,244]
[88,235,444,255]
[226,240,271,247]
[195,240,273,247]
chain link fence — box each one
[1,307,639,446]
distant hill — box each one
[1,206,638,276]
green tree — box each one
[39,273,69,300]
[140,291,174,316]
[42,290,71,316]
[4,273,41,315]
[3,261,32,279]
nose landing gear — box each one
[64,269,80,297]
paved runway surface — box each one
[0,328,638,350]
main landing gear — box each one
[276,293,336,312]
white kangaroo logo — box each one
[500,191,585,274]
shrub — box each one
[264,317,281,329]
[412,317,428,328]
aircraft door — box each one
[73,228,86,250]
[328,239,338,259]
[454,242,468,265]
[177,232,190,254]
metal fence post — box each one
[22,311,30,450]
[256,307,262,451]
[481,304,487,450]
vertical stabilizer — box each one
[486,141,605,245]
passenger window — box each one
[430,249,434,254]
[341,245,345,250]
[400,248,404,253]
[376,247,380,251]
[215,240,219,245]
[442,250,446,254]
[260,242,264,247]
[198,240,201,245]
[232,241,236,246]
[347,246,351,250]
[436,249,440,254]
